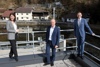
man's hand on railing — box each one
[92,33,95,36]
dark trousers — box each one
[46,41,56,63]
[9,34,18,58]
[77,36,85,56]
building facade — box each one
[15,7,33,21]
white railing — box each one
[31,29,76,51]
[0,29,100,62]
[0,29,76,49]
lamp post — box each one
[53,7,56,19]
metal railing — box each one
[0,29,100,63]
[32,30,100,63]
[31,29,77,55]
[84,32,100,62]
[0,29,76,49]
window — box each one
[17,13,18,15]
[26,13,28,15]
[21,13,23,15]
[17,17,18,20]
[21,17,23,19]
[26,17,28,19]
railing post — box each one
[75,38,77,51]
[27,26,29,42]
[38,37,42,47]
[26,26,30,47]
[32,31,35,57]
[0,45,1,49]
[63,40,66,51]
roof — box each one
[33,10,48,13]
[2,10,14,17]
[0,8,6,13]
[15,7,33,13]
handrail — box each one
[57,46,77,50]
[0,29,100,63]
[85,32,100,62]
[85,42,100,50]
[86,32,100,38]
[0,29,74,35]
[84,51,100,62]
[0,32,31,35]
[33,29,74,33]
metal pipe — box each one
[84,51,100,61]
[85,42,100,50]
[86,32,100,38]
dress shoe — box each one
[80,56,84,59]
[9,54,13,59]
[43,63,50,66]
[14,57,18,62]
[51,62,54,66]
[77,54,80,57]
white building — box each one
[15,7,49,21]
[15,7,33,21]
[32,10,49,21]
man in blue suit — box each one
[74,12,95,59]
[43,19,60,66]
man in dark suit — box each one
[74,12,95,59]
[43,19,60,66]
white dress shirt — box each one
[13,22,17,31]
[49,26,55,40]
[78,18,81,26]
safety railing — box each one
[40,31,100,63]
[0,29,100,63]
[31,29,77,52]
[84,32,100,62]
[0,29,76,50]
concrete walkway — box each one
[0,48,81,67]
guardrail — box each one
[0,29,100,63]
[0,29,76,49]
[31,29,76,52]
[84,32,100,62]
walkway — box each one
[0,48,81,67]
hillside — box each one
[0,0,99,8]
[0,0,99,23]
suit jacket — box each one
[46,26,60,46]
[6,21,17,40]
[74,18,93,39]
